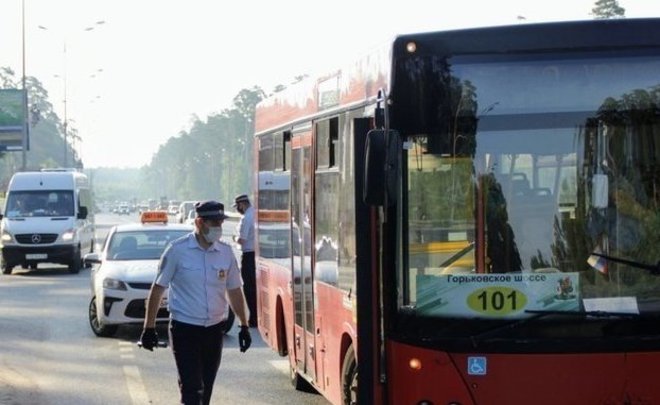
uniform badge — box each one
[218,269,226,280]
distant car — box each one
[166,201,179,216]
[118,204,130,215]
[87,212,189,337]
[176,200,197,224]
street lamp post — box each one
[38,20,105,168]
[21,0,28,170]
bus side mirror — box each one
[78,206,88,219]
[363,129,401,206]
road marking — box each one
[269,360,289,375]
[119,341,150,404]
[123,365,150,404]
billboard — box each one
[0,89,26,152]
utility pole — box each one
[21,0,28,170]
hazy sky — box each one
[1,0,659,168]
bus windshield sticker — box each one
[583,297,639,314]
[416,272,580,318]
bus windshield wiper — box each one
[590,253,660,275]
[439,242,475,268]
[469,309,639,348]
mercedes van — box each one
[0,169,95,274]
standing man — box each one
[140,200,252,405]
[233,194,257,327]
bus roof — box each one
[255,18,660,136]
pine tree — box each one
[591,0,626,19]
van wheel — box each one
[68,253,82,274]
[2,262,13,275]
[89,297,118,337]
[1,256,12,275]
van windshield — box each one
[5,190,75,218]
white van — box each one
[0,169,95,274]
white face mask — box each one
[203,226,222,243]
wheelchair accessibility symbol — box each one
[467,356,487,375]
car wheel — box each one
[89,296,118,337]
[219,308,235,334]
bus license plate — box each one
[26,253,47,260]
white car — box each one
[85,212,192,337]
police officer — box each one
[232,194,257,327]
[140,200,252,405]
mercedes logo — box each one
[31,234,42,244]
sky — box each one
[1,0,659,168]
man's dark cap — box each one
[195,200,229,220]
[232,194,250,207]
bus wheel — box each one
[341,345,358,405]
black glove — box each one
[238,325,252,353]
[139,328,158,351]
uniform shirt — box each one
[237,205,255,252]
[155,233,242,327]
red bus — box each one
[254,19,660,405]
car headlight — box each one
[61,228,76,242]
[103,278,127,290]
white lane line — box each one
[123,365,150,405]
[269,360,290,375]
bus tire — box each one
[341,345,358,405]
[276,300,288,356]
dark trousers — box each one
[241,251,257,326]
[169,320,224,405]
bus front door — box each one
[291,134,316,383]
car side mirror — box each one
[78,206,88,219]
[84,252,101,265]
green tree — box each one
[591,0,625,19]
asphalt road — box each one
[0,212,327,405]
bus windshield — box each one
[399,50,660,323]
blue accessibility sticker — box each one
[467,356,487,375]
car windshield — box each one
[107,230,189,260]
